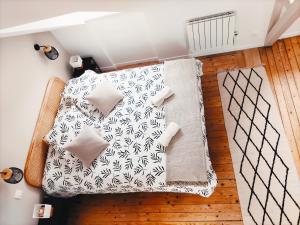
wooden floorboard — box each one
[268,41,300,175]
[67,36,300,225]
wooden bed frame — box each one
[24,77,65,188]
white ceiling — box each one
[0,12,118,38]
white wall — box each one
[0,32,70,225]
[280,17,300,39]
[50,0,300,70]
[1,0,300,70]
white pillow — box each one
[86,79,124,116]
[63,125,109,167]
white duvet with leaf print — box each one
[43,63,217,197]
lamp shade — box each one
[43,46,59,60]
[0,167,23,184]
[34,44,59,60]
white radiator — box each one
[186,11,237,56]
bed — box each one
[24,60,217,198]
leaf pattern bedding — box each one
[43,63,217,197]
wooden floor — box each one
[67,36,300,225]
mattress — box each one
[42,63,217,197]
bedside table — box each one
[38,194,74,225]
[72,57,101,78]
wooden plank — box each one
[68,220,243,225]
[243,48,262,67]
[214,171,235,180]
[203,89,223,98]
[204,123,226,131]
[204,107,224,118]
[277,40,300,122]
[201,79,219,86]
[201,53,240,74]
[211,163,233,172]
[206,130,228,138]
[208,142,229,151]
[70,203,241,214]
[272,42,300,152]
[207,136,230,144]
[205,109,227,120]
[210,151,233,164]
[206,118,225,125]
[258,48,280,108]
[235,51,247,68]
[217,179,237,188]
[290,36,300,69]
[261,47,300,175]
[203,101,222,108]
[283,38,300,96]
[266,46,300,176]
[70,212,242,222]
[73,187,239,206]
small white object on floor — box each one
[69,55,83,68]
[32,204,52,218]
[158,122,180,147]
[150,86,174,107]
[14,189,23,200]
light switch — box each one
[14,189,23,199]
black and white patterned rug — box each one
[217,66,300,225]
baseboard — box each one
[159,54,190,62]
[99,41,279,71]
[279,31,300,40]
[100,57,159,71]
[100,65,117,72]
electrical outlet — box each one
[14,189,23,199]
